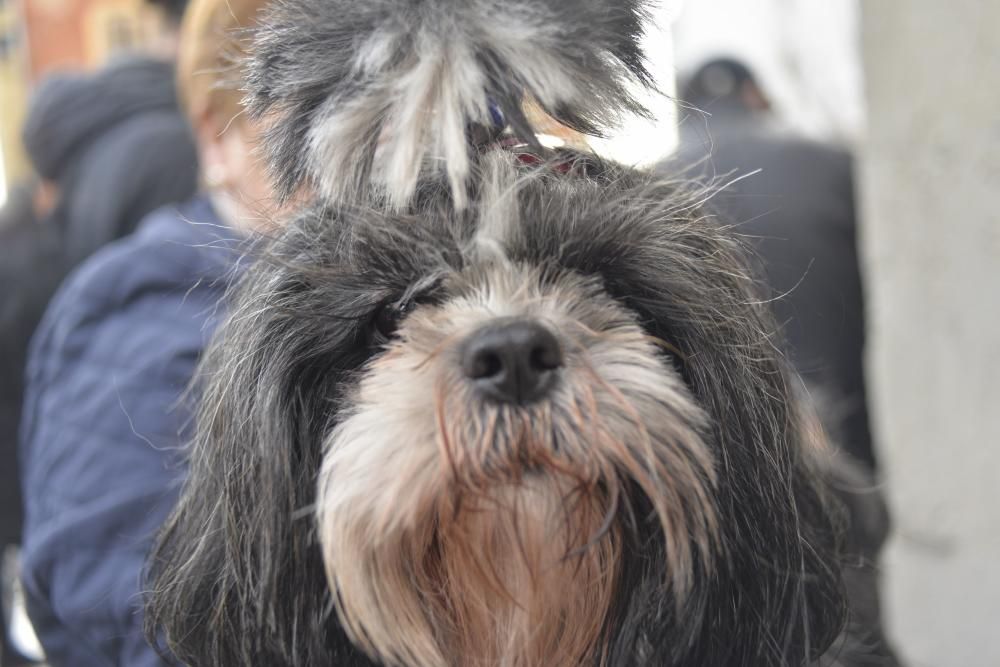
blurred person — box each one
[16,0,276,663]
[2,3,198,662]
[0,181,56,561]
[674,57,874,470]
[0,179,60,666]
[669,58,900,666]
[4,38,199,508]
[20,57,198,267]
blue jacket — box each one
[19,195,243,666]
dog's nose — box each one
[461,320,563,404]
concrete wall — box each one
[858,2,1000,665]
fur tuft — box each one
[245,0,655,209]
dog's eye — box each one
[372,299,415,341]
[369,278,445,345]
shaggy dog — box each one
[145,1,853,665]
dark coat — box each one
[18,196,242,666]
[0,186,63,548]
[672,114,900,666]
[2,54,198,549]
[672,115,874,469]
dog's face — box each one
[147,155,844,667]
[318,157,718,667]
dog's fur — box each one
[145,1,851,665]
[244,0,653,209]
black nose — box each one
[461,320,563,404]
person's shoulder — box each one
[45,196,245,335]
[21,196,247,438]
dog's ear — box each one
[144,222,378,665]
[629,213,846,664]
[526,177,849,664]
[245,0,656,210]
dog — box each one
[144,1,852,665]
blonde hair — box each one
[176,0,268,125]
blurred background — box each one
[0,0,175,202]
[1,0,997,665]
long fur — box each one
[316,249,719,666]
[146,1,850,664]
[245,0,655,209]
[145,154,846,666]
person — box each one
[20,55,199,267]
[672,58,875,470]
[0,180,53,560]
[17,0,276,662]
[0,179,60,666]
[670,58,900,665]
[3,0,198,551]
[3,40,202,556]
[2,5,199,661]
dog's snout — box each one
[461,320,563,405]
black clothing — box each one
[21,56,199,264]
[2,53,198,560]
[671,112,900,666]
[673,115,874,469]
[19,196,238,666]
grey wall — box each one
[859,2,1000,665]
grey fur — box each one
[142,2,869,664]
[245,0,655,208]
[145,155,848,666]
